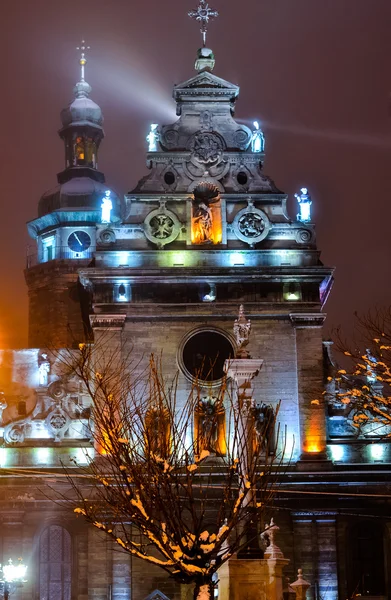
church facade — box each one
[0,16,390,600]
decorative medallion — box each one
[98,228,116,244]
[46,408,70,440]
[144,203,181,249]
[188,131,224,164]
[160,128,179,150]
[232,201,270,246]
[48,380,66,400]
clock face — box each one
[67,231,91,253]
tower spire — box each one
[74,40,91,98]
[76,39,90,82]
[188,0,219,48]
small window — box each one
[17,400,26,416]
[164,171,175,185]
[237,172,248,186]
[42,235,55,263]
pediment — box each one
[175,71,239,94]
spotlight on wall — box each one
[371,444,384,461]
[230,253,245,266]
[330,444,344,462]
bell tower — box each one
[25,42,121,348]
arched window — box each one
[347,520,385,597]
[39,525,71,600]
[74,137,85,165]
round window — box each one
[182,330,234,382]
[164,171,176,185]
[237,171,248,186]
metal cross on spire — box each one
[188,0,219,47]
[76,39,90,82]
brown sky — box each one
[0,0,390,348]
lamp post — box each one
[0,559,28,600]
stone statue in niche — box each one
[145,406,171,458]
[253,403,275,451]
[195,396,225,455]
[191,182,222,245]
[192,201,213,243]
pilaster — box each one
[289,314,328,463]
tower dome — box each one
[38,177,121,220]
[60,80,103,129]
[31,41,121,225]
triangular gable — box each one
[175,71,239,93]
[144,590,171,600]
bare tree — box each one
[59,342,281,600]
[331,307,391,433]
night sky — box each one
[1,0,390,348]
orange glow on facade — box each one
[191,200,222,245]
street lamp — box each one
[0,559,28,600]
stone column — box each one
[289,314,329,463]
[89,314,126,455]
[87,527,111,599]
[224,357,263,557]
[111,541,131,600]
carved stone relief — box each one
[296,228,313,244]
[232,201,271,246]
[187,131,225,164]
[143,202,181,248]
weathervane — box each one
[188,0,219,47]
[76,39,90,82]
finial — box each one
[76,39,90,82]
[188,1,219,48]
[74,40,92,99]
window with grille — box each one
[39,525,71,600]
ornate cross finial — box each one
[76,39,90,82]
[188,1,219,47]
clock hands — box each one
[73,232,83,247]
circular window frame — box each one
[177,326,236,386]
